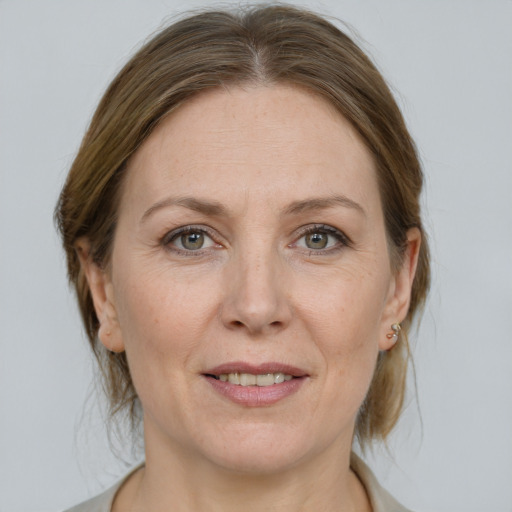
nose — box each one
[220,246,293,336]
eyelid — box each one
[291,224,352,251]
[160,223,350,256]
[161,225,222,254]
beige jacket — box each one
[64,454,411,512]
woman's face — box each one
[86,84,417,473]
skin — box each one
[79,84,420,512]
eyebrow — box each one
[283,195,366,217]
[141,196,228,223]
[141,193,365,223]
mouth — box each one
[205,372,295,387]
[202,362,308,406]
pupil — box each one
[306,233,327,249]
[182,232,204,250]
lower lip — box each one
[204,376,306,407]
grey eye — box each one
[180,232,205,250]
[305,232,329,249]
[164,226,218,253]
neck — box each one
[118,423,371,512]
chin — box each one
[208,447,306,475]
[195,423,323,475]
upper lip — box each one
[204,361,308,377]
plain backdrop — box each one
[1,1,511,511]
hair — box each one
[56,4,430,447]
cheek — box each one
[300,264,389,346]
[299,265,389,397]
[111,263,219,377]
[109,268,216,425]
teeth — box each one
[256,374,274,386]
[274,372,285,383]
[240,373,256,386]
[228,373,240,385]
[217,372,295,386]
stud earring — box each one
[386,322,402,345]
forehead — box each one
[121,84,380,216]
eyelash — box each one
[291,224,351,254]
[161,225,220,256]
[160,223,351,256]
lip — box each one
[204,361,308,377]
[203,361,308,407]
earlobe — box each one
[379,228,421,351]
[75,238,125,353]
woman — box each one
[57,5,430,511]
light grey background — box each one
[1,1,511,511]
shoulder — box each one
[350,453,413,512]
[62,485,118,512]
[62,464,143,512]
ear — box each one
[75,238,125,353]
[379,227,421,351]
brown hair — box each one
[56,4,430,445]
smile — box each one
[210,372,294,386]
[203,363,307,406]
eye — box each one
[163,226,218,252]
[293,225,349,252]
[178,231,207,250]
[304,232,330,249]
